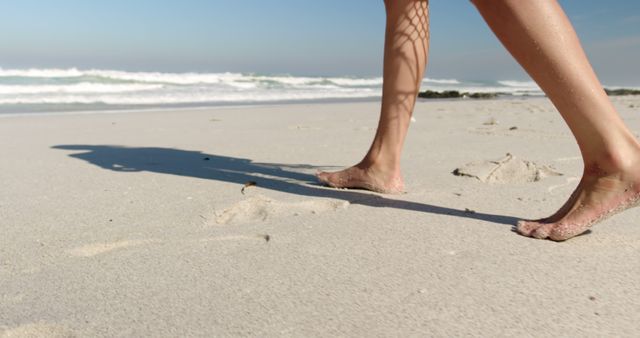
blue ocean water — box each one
[0,68,546,114]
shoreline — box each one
[0,94,545,118]
[0,97,379,118]
[3,85,639,118]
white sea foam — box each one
[0,90,379,105]
[328,77,383,86]
[85,70,246,84]
[0,68,85,78]
[497,80,540,88]
[0,68,548,109]
[0,83,163,94]
[423,78,460,84]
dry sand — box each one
[1,96,640,337]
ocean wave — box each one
[0,68,459,87]
[0,83,163,94]
[0,68,85,78]
[86,70,246,85]
[0,67,248,84]
[423,78,460,84]
[0,68,547,108]
[497,80,540,89]
[0,90,380,105]
[328,77,383,86]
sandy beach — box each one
[1,96,639,336]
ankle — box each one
[583,144,640,177]
[359,150,400,170]
[358,156,401,174]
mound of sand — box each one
[453,153,562,183]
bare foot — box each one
[517,164,640,241]
[316,164,405,194]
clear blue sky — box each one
[1,0,638,85]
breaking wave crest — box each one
[0,68,544,107]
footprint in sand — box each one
[453,153,562,183]
[1,323,76,338]
[214,194,349,225]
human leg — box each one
[316,0,429,194]
[472,0,640,240]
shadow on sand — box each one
[52,144,520,226]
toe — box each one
[316,171,333,185]
[516,220,542,236]
[531,222,556,239]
